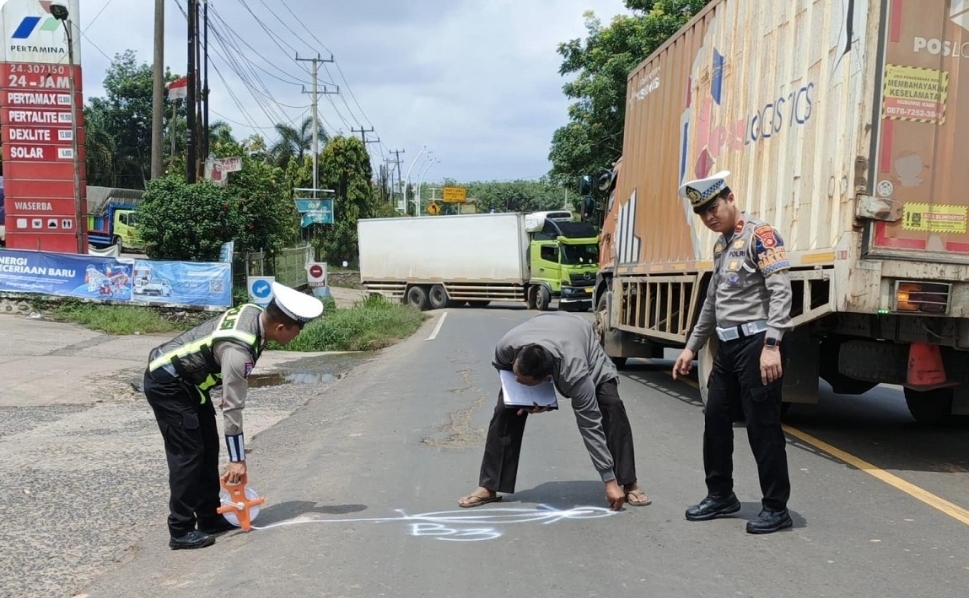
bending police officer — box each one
[672,171,794,534]
[143,282,323,549]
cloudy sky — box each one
[75,0,631,184]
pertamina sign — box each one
[0,0,87,253]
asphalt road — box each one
[58,305,969,597]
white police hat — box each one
[270,282,324,324]
[678,170,731,213]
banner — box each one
[0,249,231,309]
[131,259,231,307]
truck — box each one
[358,211,600,311]
[84,187,145,251]
[592,0,969,423]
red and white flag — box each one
[166,76,188,101]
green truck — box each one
[358,211,600,311]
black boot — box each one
[746,509,793,534]
[685,493,741,521]
[169,530,216,550]
[198,516,237,535]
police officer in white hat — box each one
[143,282,323,549]
[672,171,794,534]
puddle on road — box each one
[247,352,371,388]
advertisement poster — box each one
[0,248,132,300]
[131,259,231,308]
[0,248,232,309]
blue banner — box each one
[0,249,133,301]
[0,249,231,309]
[295,199,334,225]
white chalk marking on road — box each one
[425,311,448,341]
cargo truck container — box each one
[593,0,969,423]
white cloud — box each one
[77,0,630,182]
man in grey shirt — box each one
[458,312,649,510]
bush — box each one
[272,294,424,352]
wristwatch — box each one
[765,337,780,349]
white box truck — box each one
[358,212,601,311]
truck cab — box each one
[87,203,142,251]
[525,212,599,311]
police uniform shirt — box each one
[493,312,618,482]
[686,213,794,353]
[214,321,265,438]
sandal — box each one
[458,493,502,508]
[626,489,652,506]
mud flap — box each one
[782,327,820,404]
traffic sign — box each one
[306,262,328,288]
[427,201,441,215]
[442,187,467,203]
[247,276,275,307]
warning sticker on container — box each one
[882,65,948,125]
[902,203,967,233]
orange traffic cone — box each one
[906,342,950,390]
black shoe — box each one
[169,530,216,550]
[746,508,793,534]
[198,516,237,535]
[685,493,742,521]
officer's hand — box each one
[517,403,554,416]
[760,347,783,385]
[605,480,625,511]
[672,349,695,380]
[223,461,247,485]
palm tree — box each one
[84,105,116,187]
[270,115,327,167]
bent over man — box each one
[459,311,649,511]
[144,282,323,549]
[673,171,794,534]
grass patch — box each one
[51,301,194,335]
[272,293,425,352]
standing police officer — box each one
[144,282,324,549]
[672,171,794,534]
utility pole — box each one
[201,0,210,162]
[351,126,375,146]
[186,0,198,183]
[297,53,336,197]
[150,0,164,179]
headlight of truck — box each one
[893,281,950,314]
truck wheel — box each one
[406,286,430,311]
[904,387,954,424]
[428,285,449,310]
[113,235,122,248]
[594,294,627,369]
[536,286,551,311]
[527,287,538,310]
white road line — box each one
[425,312,448,341]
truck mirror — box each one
[579,175,593,196]
[597,168,616,193]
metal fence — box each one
[232,244,313,290]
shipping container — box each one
[594,0,969,423]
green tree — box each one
[548,0,710,188]
[83,104,116,187]
[225,158,300,255]
[86,50,183,188]
[313,136,376,264]
[138,176,242,261]
[270,116,327,169]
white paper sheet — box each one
[499,369,558,409]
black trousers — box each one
[143,370,222,537]
[478,378,637,493]
[703,332,791,511]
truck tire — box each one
[527,288,538,310]
[904,387,954,424]
[428,285,449,310]
[406,286,430,311]
[113,235,122,249]
[595,294,626,369]
[536,286,551,311]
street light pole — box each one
[52,4,83,253]
[416,158,439,217]
[401,145,427,214]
